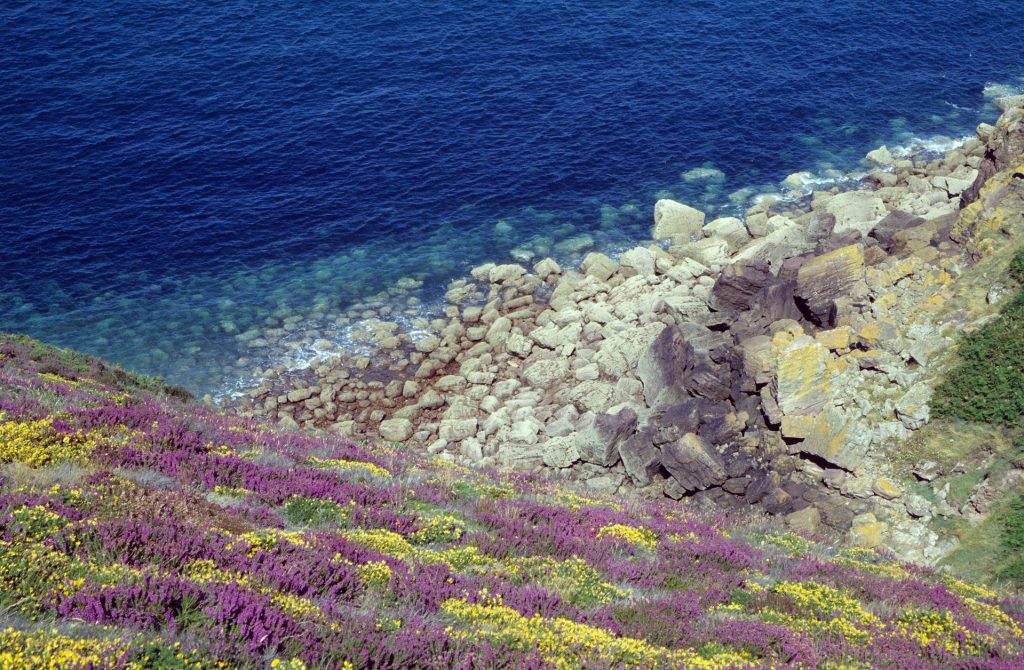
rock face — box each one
[795,244,864,325]
[653,199,705,242]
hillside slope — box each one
[0,334,1022,668]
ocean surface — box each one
[2,1,1023,396]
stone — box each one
[732,218,811,271]
[872,478,903,500]
[653,199,705,242]
[740,335,774,385]
[534,257,562,281]
[435,375,468,392]
[673,237,730,268]
[780,414,816,439]
[711,258,773,311]
[848,513,885,549]
[795,244,865,326]
[774,336,833,416]
[508,417,544,445]
[580,252,619,283]
[904,494,933,518]
[660,295,709,323]
[286,387,314,403]
[785,506,821,535]
[461,438,484,461]
[618,247,656,277]
[417,389,445,409]
[636,325,695,409]
[402,380,421,398]
[523,358,570,387]
[378,418,413,442]
[584,472,625,494]
[576,407,638,467]
[489,264,526,285]
[799,407,866,471]
[439,418,478,442]
[704,216,750,251]
[505,333,534,358]
[824,191,887,236]
[542,435,581,468]
[895,383,932,430]
[865,145,894,166]
[661,433,727,493]
[619,429,661,486]
[996,94,1024,112]
[934,166,980,196]
[814,326,852,352]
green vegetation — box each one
[933,248,1024,424]
[998,495,1024,582]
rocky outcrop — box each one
[239,98,1024,566]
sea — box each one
[2,0,1023,396]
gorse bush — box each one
[933,248,1024,424]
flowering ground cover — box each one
[0,333,1022,669]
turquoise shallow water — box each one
[1,0,1023,394]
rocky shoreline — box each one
[236,96,1024,564]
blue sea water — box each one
[2,1,1023,395]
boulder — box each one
[786,506,822,534]
[489,264,526,285]
[673,237,730,268]
[711,259,773,311]
[686,362,734,402]
[378,418,413,442]
[872,478,903,500]
[439,418,478,442]
[824,191,887,236]
[865,145,894,166]
[653,199,705,242]
[870,211,925,251]
[732,218,811,271]
[660,295,710,324]
[580,252,619,283]
[618,247,656,277]
[795,244,865,326]
[895,383,932,430]
[661,433,727,493]
[576,407,639,467]
[523,358,570,387]
[799,407,866,471]
[619,428,662,486]
[636,325,695,409]
[704,216,750,251]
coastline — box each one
[236,95,1024,563]
[212,90,1024,403]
